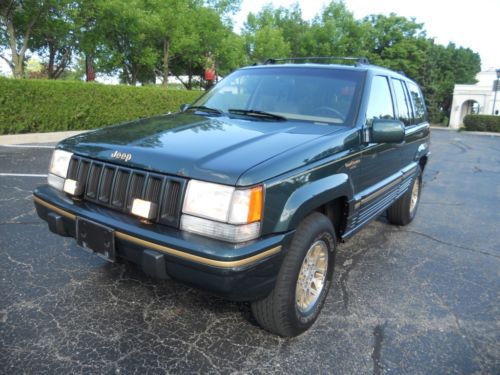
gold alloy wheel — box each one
[295,240,328,313]
[409,177,420,214]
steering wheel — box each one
[311,106,345,121]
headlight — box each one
[181,180,263,242]
[182,180,234,222]
[47,149,73,190]
[49,149,73,178]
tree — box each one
[360,13,428,78]
[0,0,53,78]
[143,0,191,87]
[30,0,77,79]
[215,31,246,76]
[170,3,243,88]
[94,0,158,85]
[243,6,292,62]
[308,1,364,57]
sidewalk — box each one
[0,130,87,145]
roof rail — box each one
[264,56,370,66]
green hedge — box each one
[0,77,201,134]
[463,114,500,133]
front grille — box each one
[67,155,186,227]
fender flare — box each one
[273,173,353,232]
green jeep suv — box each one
[34,57,430,336]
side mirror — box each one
[371,119,405,143]
[179,104,190,112]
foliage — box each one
[0,0,482,124]
[463,115,500,132]
[242,2,481,123]
[29,0,78,79]
[0,77,201,134]
[0,0,57,77]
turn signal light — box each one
[247,186,263,223]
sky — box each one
[1,0,498,76]
[235,0,500,70]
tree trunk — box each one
[47,42,55,79]
[13,57,23,78]
[187,62,192,90]
[3,9,38,78]
[162,38,170,87]
[85,54,95,81]
[6,16,23,78]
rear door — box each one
[399,80,430,164]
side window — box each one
[391,78,412,126]
[407,81,427,124]
[366,76,394,125]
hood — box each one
[60,113,345,185]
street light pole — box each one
[492,69,500,115]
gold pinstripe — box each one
[33,196,282,268]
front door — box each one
[357,75,402,194]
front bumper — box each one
[33,185,294,301]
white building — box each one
[449,68,500,129]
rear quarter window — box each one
[407,81,427,124]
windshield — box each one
[192,67,365,125]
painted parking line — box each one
[0,144,55,149]
[0,173,48,177]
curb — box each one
[430,127,500,137]
[0,130,88,145]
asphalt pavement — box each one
[0,129,499,374]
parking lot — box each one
[0,129,499,374]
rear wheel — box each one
[387,166,422,225]
[251,212,336,337]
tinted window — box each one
[366,76,394,125]
[195,67,365,126]
[407,81,427,124]
[391,78,412,126]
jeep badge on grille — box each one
[111,150,132,162]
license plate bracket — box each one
[76,217,115,262]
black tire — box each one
[387,166,422,226]
[251,212,336,337]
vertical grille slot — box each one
[98,167,115,203]
[160,180,181,225]
[67,158,79,180]
[126,173,145,210]
[77,161,90,186]
[145,176,163,202]
[111,169,130,209]
[86,163,102,199]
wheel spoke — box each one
[295,239,329,313]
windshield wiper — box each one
[228,109,287,121]
[186,105,223,115]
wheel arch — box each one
[419,155,428,171]
[272,173,353,235]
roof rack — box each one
[264,56,370,66]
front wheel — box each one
[387,166,422,225]
[251,212,336,337]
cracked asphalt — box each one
[1,130,499,374]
